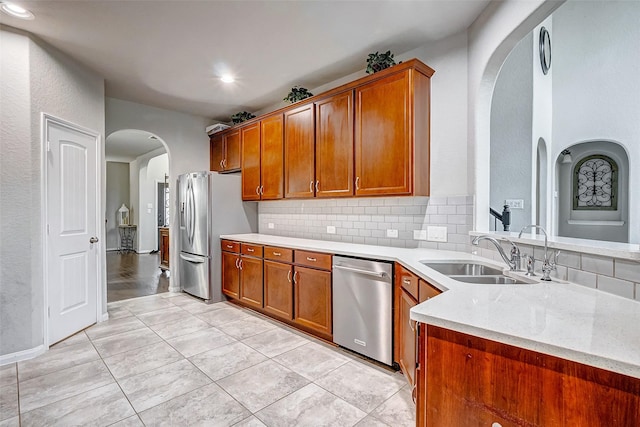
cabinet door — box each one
[399,288,418,387]
[263,260,293,320]
[224,129,241,171]
[293,266,332,337]
[239,256,263,309]
[241,122,261,201]
[210,135,224,172]
[315,91,353,198]
[261,114,284,200]
[355,70,411,196]
[284,104,315,198]
[221,251,240,299]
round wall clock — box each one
[539,26,551,75]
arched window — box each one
[573,155,618,210]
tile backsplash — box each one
[475,240,640,301]
[258,195,474,251]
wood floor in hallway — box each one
[107,252,169,302]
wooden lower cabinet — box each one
[221,251,240,299]
[293,266,332,338]
[239,255,263,309]
[159,227,169,270]
[417,325,640,426]
[398,288,418,387]
[263,260,293,320]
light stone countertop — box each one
[221,233,640,379]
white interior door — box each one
[45,116,100,345]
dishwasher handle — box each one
[333,264,387,278]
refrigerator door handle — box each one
[180,253,206,264]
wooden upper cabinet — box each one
[355,67,431,196]
[210,134,224,172]
[315,91,354,198]
[210,129,241,173]
[261,114,284,200]
[284,103,315,198]
[241,122,261,201]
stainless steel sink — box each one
[421,262,503,276]
[449,275,530,285]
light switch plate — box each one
[427,226,447,242]
[414,229,427,240]
[267,223,275,229]
[147,203,153,209]
[326,225,336,234]
[386,229,398,238]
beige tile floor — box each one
[1,293,415,426]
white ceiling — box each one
[105,129,165,162]
[2,0,490,122]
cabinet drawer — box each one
[398,266,419,300]
[241,243,263,258]
[295,250,332,270]
[419,279,441,303]
[221,240,240,253]
[264,246,293,263]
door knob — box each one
[89,237,99,243]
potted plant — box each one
[283,86,313,103]
[231,111,256,124]
[366,50,400,74]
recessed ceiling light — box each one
[221,75,235,83]
[0,2,35,19]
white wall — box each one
[490,33,533,232]
[0,26,105,357]
[134,151,168,253]
[105,98,210,291]
[106,162,130,250]
[551,0,640,243]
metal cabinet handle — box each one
[273,251,281,256]
[239,259,243,270]
[411,384,417,405]
[235,258,239,269]
[260,186,264,195]
[306,256,317,262]
[315,180,319,192]
[89,236,99,244]
[256,186,260,195]
[247,248,254,252]
[287,270,292,283]
[293,271,299,284]
[410,318,416,332]
[223,158,227,168]
[355,176,360,190]
[309,180,314,193]
[219,160,224,169]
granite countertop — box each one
[221,233,640,379]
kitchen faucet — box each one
[471,235,521,271]
[518,225,558,281]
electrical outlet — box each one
[326,225,336,234]
[505,199,524,209]
[427,226,447,242]
[413,229,427,240]
[267,222,275,229]
[386,229,398,238]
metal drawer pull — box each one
[273,251,281,256]
[226,244,233,249]
[403,279,411,285]
[306,257,317,262]
[247,248,255,252]
[333,264,386,278]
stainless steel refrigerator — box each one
[178,172,257,302]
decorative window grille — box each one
[573,155,618,210]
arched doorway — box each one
[105,129,171,301]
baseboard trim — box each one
[0,344,46,366]
[137,250,152,254]
[168,286,181,293]
[99,312,109,322]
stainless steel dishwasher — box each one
[332,256,393,365]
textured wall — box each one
[259,196,474,252]
[106,162,130,250]
[0,27,105,357]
